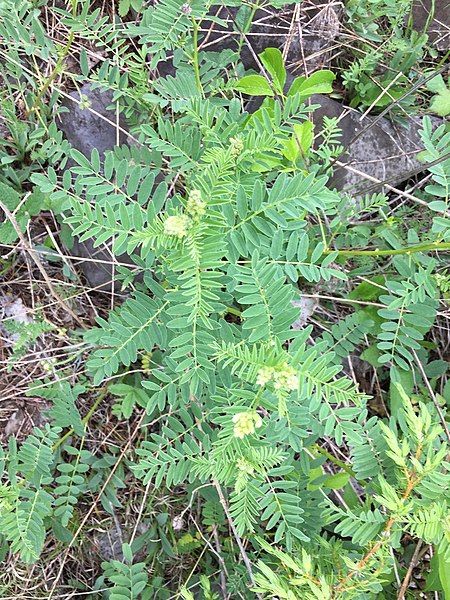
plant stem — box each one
[313,444,356,477]
[335,475,417,592]
[191,18,204,98]
[53,387,108,452]
[214,480,260,595]
[327,241,450,258]
[225,306,242,317]
[27,0,78,116]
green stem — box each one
[191,18,204,98]
[313,444,356,477]
[27,1,78,116]
[53,387,107,452]
[327,241,450,258]
[225,306,242,317]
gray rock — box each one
[94,527,123,561]
[58,84,134,290]
[58,83,127,159]
[412,0,450,50]
[70,238,132,293]
[311,95,427,194]
[182,0,341,75]
[288,0,343,72]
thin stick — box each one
[0,200,86,329]
[334,161,433,209]
[213,480,260,596]
[397,540,422,600]
[412,349,450,444]
[48,410,147,598]
[212,525,228,598]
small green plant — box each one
[427,74,450,116]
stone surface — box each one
[58,83,127,159]
[165,1,342,75]
[311,95,427,194]
[58,84,133,291]
[412,0,450,50]
[57,15,435,288]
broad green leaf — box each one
[288,70,335,99]
[294,121,313,154]
[282,121,314,162]
[430,88,450,116]
[323,472,350,490]
[260,47,286,92]
[427,74,450,116]
[438,547,450,600]
[118,0,130,17]
[426,74,448,94]
[234,75,274,97]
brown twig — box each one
[397,540,422,600]
[214,480,261,597]
[336,477,417,592]
[48,409,148,598]
[0,200,86,329]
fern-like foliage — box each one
[54,446,92,527]
[5,4,450,596]
[102,544,149,600]
[0,488,54,564]
[317,310,374,364]
[0,426,59,563]
[377,261,437,369]
[27,380,85,436]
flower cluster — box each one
[236,457,255,475]
[256,362,299,392]
[232,411,262,439]
[42,357,57,372]
[181,2,192,15]
[141,351,152,375]
[229,136,244,158]
[163,214,191,238]
[186,189,206,219]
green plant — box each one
[342,0,436,118]
[0,1,449,598]
[427,74,450,116]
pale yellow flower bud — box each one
[164,215,191,238]
[229,136,244,158]
[236,457,255,475]
[256,366,274,386]
[186,189,206,219]
[273,362,298,392]
[232,411,262,439]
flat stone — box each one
[311,95,427,194]
[58,84,133,290]
[58,83,127,159]
[412,0,450,50]
[174,1,341,75]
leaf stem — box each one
[53,387,108,452]
[27,0,78,116]
[313,444,356,477]
[327,241,450,257]
[191,18,204,98]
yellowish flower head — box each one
[256,366,274,386]
[256,362,298,392]
[232,411,263,439]
[186,189,206,219]
[164,214,191,238]
[236,457,255,475]
[229,136,244,158]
